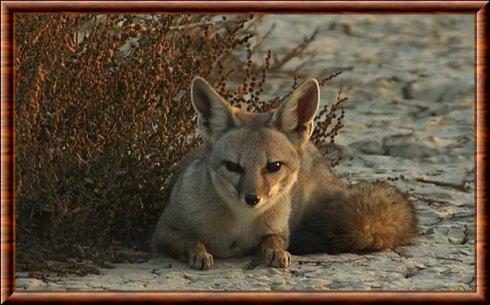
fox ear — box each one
[271,79,320,150]
[191,77,237,144]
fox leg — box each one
[257,234,291,268]
[188,240,214,270]
[153,226,214,270]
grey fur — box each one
[153,127,298,268]
[152,77,418,269]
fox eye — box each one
[266,162,282,173]
[224,161,242,173]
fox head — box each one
[207,127,300,212]
[190,77,320,212]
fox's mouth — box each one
[245,202,262,209]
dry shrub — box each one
[15,14,344,273]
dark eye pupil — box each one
[266,162,281,173]
[225,161,242,173]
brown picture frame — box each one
[1,1,488,303]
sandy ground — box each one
[16,15,475,291]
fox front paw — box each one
[264,248,291,268]
[189,251,214,270]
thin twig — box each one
[250,22,276,52]
[415,177,470,192]
[270,27,319,71]
[319,70,343,87]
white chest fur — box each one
[199,208,262,258]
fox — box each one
[152,77,418,269]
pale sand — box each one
[17,14,475,291]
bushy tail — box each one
[288,181,418,255]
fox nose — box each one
[245,193,261,206]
